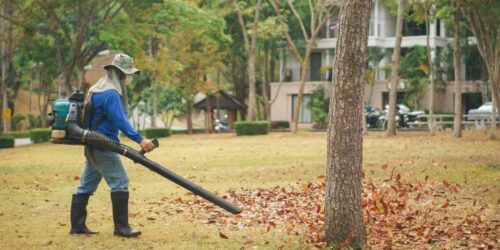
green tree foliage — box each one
[139,84,184,128]
[399,46,428,109]
[310,86,329,129]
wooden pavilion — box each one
[193,91,246,130]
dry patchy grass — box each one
[0,130,498,249]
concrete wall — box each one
[270,81,327,129]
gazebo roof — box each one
[194,91,247,110]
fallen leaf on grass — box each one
[219,232,228,239]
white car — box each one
[467,102,499,121]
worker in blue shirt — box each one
[70,54,155,238]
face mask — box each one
[125,75,134,85]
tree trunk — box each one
[246,51,257,121]
[452,9,462,138]
[326,0,371,247]
[149,38,158,128]
[37,71,50,128]
[363,78,368,135]
[460,2,500,122]
[270,45,276,82]
[152,86,158,127]
[205,93,213,133]
[425,5,435,134]
[262,44,271,121]
[489,90,497,139]
[186,111,193,134]
[387,0,406,136]
[291,43,312,133]
[1,4,12,132]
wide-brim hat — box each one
[103,53,140,75]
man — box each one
[69,54,155,238]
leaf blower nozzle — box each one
[49,91,242,214]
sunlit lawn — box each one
[0,130,498,249]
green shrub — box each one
[270,121,290,129]
[234,121,270,136]
[144,128,171,138]
[29,128,51,143]
[0,136,15,149]
[27,114,41,129]
[1,131,30,138]
[12,114,26,131]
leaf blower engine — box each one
[49,90,242,214]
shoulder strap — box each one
[82,91,107,131]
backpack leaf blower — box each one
[49,91,242,214]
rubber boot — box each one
[111,191,141,238]
[69,193,98,235]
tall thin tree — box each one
[452,0,462,138]
[325,0,371,247]
[387,0,406,136]
[1,2,12,132]
[271,0,335,133]
[233,0,262,121]
[424,0,435,134]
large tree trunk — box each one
[325,0,371,247]
[387,0,406,136]
[425,5,435,134]
[452,9,462,138]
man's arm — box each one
[105,91,155,152]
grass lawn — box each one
[0,130,498,249]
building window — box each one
[436,19,441,37]
[291,95,312,123]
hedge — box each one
[270,120,290,129]
[0,136,15,149]
[144,128,171,138]
[29,128,51,143]
[234,121,270,136]
[0,131,30,138]
[171,129,205,135]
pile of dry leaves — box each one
[158,167,498,249]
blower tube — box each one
[66,122,242,214]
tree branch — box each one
[308,0,315,32]
[270,0,303,62]
[233,0,251,54]
[249,0,262,52]
[314,5,334,36]
[286,0,309,40]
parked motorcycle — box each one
[365,106,382,129]
[214,119,229,132]
[376,104,424,129]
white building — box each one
[270,0,488,128]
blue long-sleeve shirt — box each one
[89,90,143,144]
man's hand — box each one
[140,139,156,153]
